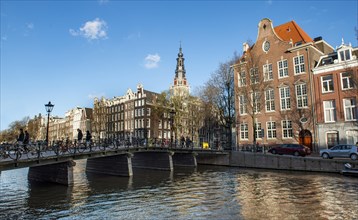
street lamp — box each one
[169,108,176,148]
[45,101,54,145]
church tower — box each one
[171,44,190,97]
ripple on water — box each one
[1,163,358,220]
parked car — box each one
[268,144,311,157]
[320,144,358,160]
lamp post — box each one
[45,101,54,145]
[169,108,176,148]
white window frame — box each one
[263,63,273,81]
[250,67,259,84]
[279,87,291,110]
[282,120,293,138]
[238,71,246,87]
[239,95,247,115]
[321,75,334,93]
[278,59,288,78]
[293,55,305,75]
[240,123,249,140]
[339,49,351,62]
[323,100,336,122]
[252,92,261,113]
[341,72,354,90]
[266,121,277,139]
[343,98,357,121]
[254,122,262,140]
[295,84,308,108]
[265,89,275,112]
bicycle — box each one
[8,142,25,160]
[0,144,10,160]
[22,142,44,159]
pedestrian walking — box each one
[77,129,83,143]
[17,129,25,143]
[24,131,30,145]
[86,130,92,145]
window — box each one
[238,71,246,87]
[341,72,354,90]
[279,87,291,110]
[265,89,275,112]
[240,123,249,140]
[327,132,338,148]
[339,49,351,61]
[267,121,277,139]
[263,64,273,81]
[254,122,262,139]
[343,98,357,121]
[322,75,334,92]
[250,68,259,84]
[323,100,336,122]
[278,59,288,78]
[282,120,293,138]
[252,92,261,113]
[239,95,247,115]
[294,55,305,74]
[295,84,308,108]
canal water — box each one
[0,160,357,220]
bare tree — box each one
[234,51,268,147]
[151,91,170,141]
[200,54,238,150]
[0,117,29,142]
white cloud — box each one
[144,54,161,69]
[98,0,109,5]
[26,23,34,29]
[126,32,141,40]
[265,0,273,5]
[70,18,108,40]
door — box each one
[299,130,312,150]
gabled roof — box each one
[274,20,313,45]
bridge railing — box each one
[0,138,222,163]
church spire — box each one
[175,43,186,82]
[172,43,189,97]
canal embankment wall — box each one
[196,151,358,173]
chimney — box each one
[243,42,249,53]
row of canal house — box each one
[233,18,357,151]
[43,45,224,147]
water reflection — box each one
[1,161,357,220]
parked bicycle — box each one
[8,142,26,160]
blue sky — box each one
[1,0,357,131]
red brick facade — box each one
[233,18,333,150]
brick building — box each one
[233,18,333,150]
[313,40,358,148]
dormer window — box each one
[339,49,351,61]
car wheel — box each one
[294,151,300,156]
[322,153,329,159]
[272,149,277,154]
[350,154,358,160]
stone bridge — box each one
[0,146,228,185]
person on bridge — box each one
[86,130,92,146]
[77,129,83,143]
[24,131,30,144]
[17,129,25,144]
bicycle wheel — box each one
[68,144,75,154]
[8,149,21,160]
[77,143,86,153]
